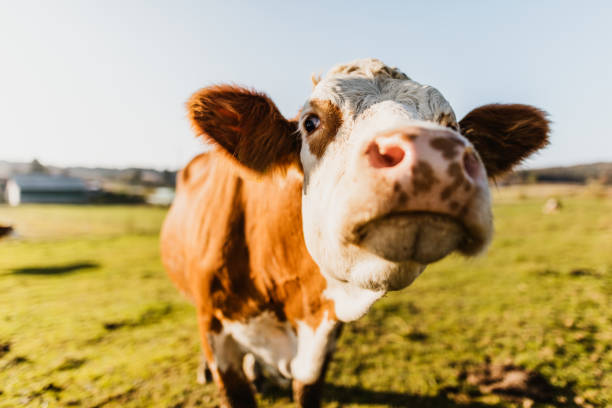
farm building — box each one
[5,174,88,206]
[147,187,175,206]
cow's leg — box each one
[292,351,333,408]
[196,352,212,384]
[243,352,265,393]
[291,321,343,408]
[198,316,257,408]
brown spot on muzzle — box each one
[441,162,467,201]
[412,161,439,195]
[430,137,465,160]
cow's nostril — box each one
[367,142,405,169]
[463,148,481,179]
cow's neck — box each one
[272,169,387,323]
[246,164,388,324]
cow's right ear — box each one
[187,85,300,173]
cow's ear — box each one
[187,85,300,173]
[459,104,550,177]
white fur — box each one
[216,311,339,385]
[207,330,244,373]
[290,311,338,384]
[223,311,296,379]
[323,279,385,322]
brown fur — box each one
[187,85,300,173]
[430,137,465,159]
[307,99,344,158]
[459,104,550,177]
[216,365,257,408]
[435,112,459,131]
[161,152,336,327]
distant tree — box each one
[600,171,612,185]
[162,170,176,187]
[129,169,143,185]
[30,159,48,174]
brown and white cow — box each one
[161,58,549,407]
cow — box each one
[160,58,549,408]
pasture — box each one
[0,185,610,408]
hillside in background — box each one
[2,160,612,188]
[0,160,176,188]
[498,162,612,185]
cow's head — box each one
[188,58,549,312]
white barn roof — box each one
[10,174,87,192]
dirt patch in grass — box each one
[88,387,137,408]
[56,357,87,371]
[2,355,30,369]
[0,341,10,358]
[457,361,575,405]
[41,383,64,393]
[569,268,601,278]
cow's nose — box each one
[366,139,406,168]
[364,126,485,212]
[366,127,482,181]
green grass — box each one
[0,190,610,408]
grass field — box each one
[0,185,610,408]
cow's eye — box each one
[303,115,321,134]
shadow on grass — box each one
[257,383,504,408]
[11,261,99,276]
[321,384,503,408]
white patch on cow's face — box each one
[298,59,493,320]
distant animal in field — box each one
[543,197,562,214]
[0,226,13,239]
[161,58,549,408]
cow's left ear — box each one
[188,85,300,173]
[459,104,550,177]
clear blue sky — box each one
[1,1,610,170]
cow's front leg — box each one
[196,352,212,384]
[292,351,333,408]
[290,317,342,408]
[198,315,256,408]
